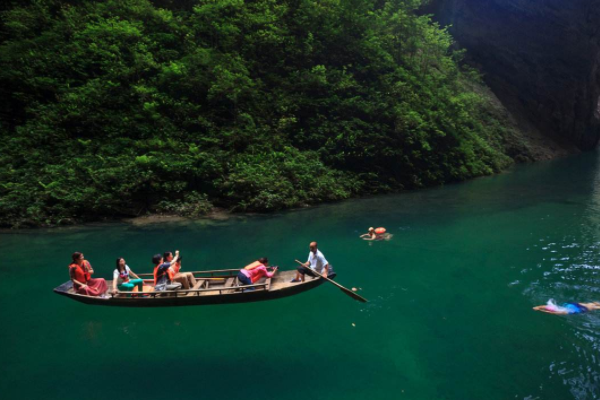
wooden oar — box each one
[294,260,367,303]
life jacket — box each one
[154,262,171,285]
[69,262,90,287]
[245,261,264,270]
[375,227,386,235]
[249,266,268,283]
[171,262,181,274]
[118,269,130,283]
[153,265,162,286]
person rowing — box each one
[292,242,329,283]
[533,299,600,314]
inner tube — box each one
[375,227,386,234]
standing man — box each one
[292,242,329,283]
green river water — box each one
[4,152,600,400]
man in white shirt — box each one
[292,241,329,282]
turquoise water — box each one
[3,152,600,399]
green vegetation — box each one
[0,0,515,228]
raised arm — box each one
[533,305,568,314]
[171,250,180,264]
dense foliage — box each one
[0,0,514,227]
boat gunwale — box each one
[53,269,327,307]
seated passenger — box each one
[153,251,183,291]
[533,299,600,314]
[170,255,197,290]
[69,252,108,296]
[112,257,144,294]
[237,257,278,291]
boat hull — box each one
[53,271,327,307]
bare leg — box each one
[173,274,190,290]
[579,302,600,310]
[184,272,196,288]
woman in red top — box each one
[69,252,108,296]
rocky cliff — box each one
[424,0,600,154]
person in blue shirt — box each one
[152,250,182,291]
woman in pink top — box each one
[237,257,278,291]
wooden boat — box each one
[54,268,333,307]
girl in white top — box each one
[112,257,144,294]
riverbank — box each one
[2,145,581,231]
[124,208,234,226]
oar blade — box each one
[294,259,367,302]
[341,287,368,302]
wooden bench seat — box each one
[186,279,208,296]
[221,277,237,294]
[193,279,208,289]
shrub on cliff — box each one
[0,0,512,227]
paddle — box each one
[294,259,367,303]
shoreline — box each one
[0,150,586,232]
[123,208,232,226]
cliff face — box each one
[425,0,600,151]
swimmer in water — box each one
[360,227,392,241]
[533,299,600,314]
[359,227,377,240]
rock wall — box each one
[424,0,600,151]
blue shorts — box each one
[564,303,588,314]
[237,271,252,286]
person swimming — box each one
[359,227,391,241]
[359,227,377,240]
[533,299,600,314]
